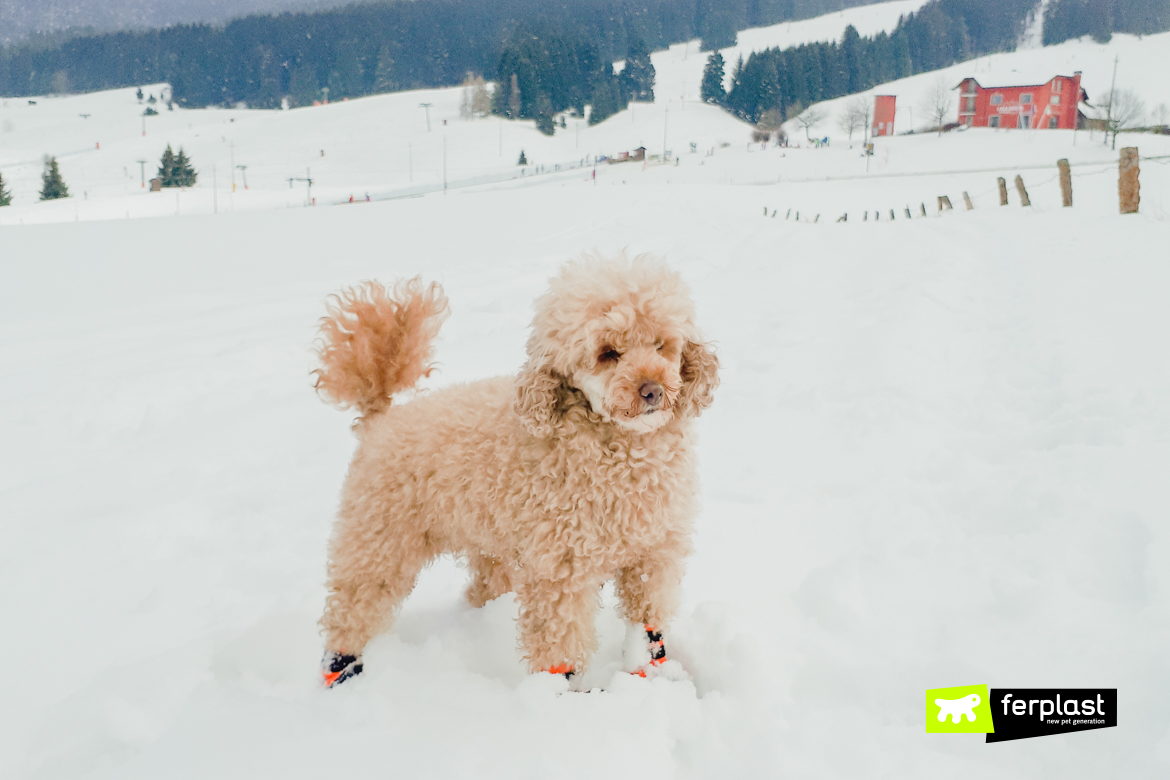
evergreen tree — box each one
[700,52,726,105]
[517,150,528,165]
[39,157,69,200]
[158,145,177,186]
[534,93,556,135]
[174,148,198,187]
[619,34,656,103]
[374,45,398,93]
[0,171,12,206]
[136,86,144,102]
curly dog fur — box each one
[313,254,719,674]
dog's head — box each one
[515,254,719,438]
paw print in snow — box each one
[935,693,981,724]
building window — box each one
[989,115,1000,128]
[1048,116,1059,129]
[965,97,976,112]
[1051,95,1061,105]
[1021,93,1033,104]
[1019,114,1031,129]
[991,94,1003,106]
[1053,80,1063,93]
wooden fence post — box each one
[1014,175,1031,207]
[1058,159,1073,207]
[962,191,974,210]
[997,177,1008,206]
[1120,147,1140,214]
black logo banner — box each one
[986,689,1117,743]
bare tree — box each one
[793,105,828,142]
[460,73,492,119]
[922,78,954,136]
[1102,88,1147,149]
[837,96,871,142]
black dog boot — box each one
[632,625,667,677]
[322,651,363,688]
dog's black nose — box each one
[639,381,663,407]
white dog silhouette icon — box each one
[935,693,981,724]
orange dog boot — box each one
[322,651,363,688]
[544,663,575,680]
[632,625,667,677]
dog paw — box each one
[321,651,363,688]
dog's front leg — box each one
[615,548,688,674]
[515,568,600,676]
[614,546,686,631]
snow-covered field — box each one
[2,3,1169,778]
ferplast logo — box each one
[925,684,994,734]
[926,686,1117,742]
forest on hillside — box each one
[710,0,1170,126]
[1043,0,1170,45]
[0,0,882,105]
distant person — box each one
[349,195,354,203]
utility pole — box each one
[236,165,248,189]
[136,159,147,188]
[419,102,433,132]
[662,104,669,160]
[1106,55,1119,148]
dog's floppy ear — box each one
[676,340,720,418]
[514,362,567,438]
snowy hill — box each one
[2,2,1170,778]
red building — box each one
[873,95,896,136]
[956,72,1087,129]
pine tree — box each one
[534,92,556,136]
[174,148,198,187]
[39,157,69,200]
[700,52,726,105]
[158,145,177,186]
[373,45,397,93]
[136,87,144,102]
[517,150,528,165]
[0,171,12,206]
[619,35,656,103]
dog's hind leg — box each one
[320,520,438,657]
[465,554,513,608]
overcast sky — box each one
[1,0,359,45]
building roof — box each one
[956,72,1082,90]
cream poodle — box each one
[312,254,719,686]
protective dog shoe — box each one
[631,625,667,678]
[322,651,363,688]
[544,663,575,680]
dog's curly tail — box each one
[313,279,449,417]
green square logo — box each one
[926,684,995,733]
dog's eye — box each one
[598,348,621,364]
[655,342,664,352]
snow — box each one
[787,30,1170,136]
[2,2,1170,778]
